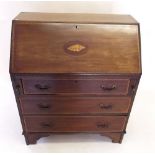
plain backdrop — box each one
[0,0,155,153]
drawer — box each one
[20,97,131,114]
[24,116,127,132]
[22,79,130,95]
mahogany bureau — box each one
[10,12,142,144]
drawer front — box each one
[24,116,127,132]
[22,79,130,95]
[20,97,131,114]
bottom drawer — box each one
[24,116,127,132]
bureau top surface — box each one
[14,12,138,24]
[10,13,141,74]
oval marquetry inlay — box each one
[64,41,87,56]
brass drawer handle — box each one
[38,104,50,109]
[35,84,50,90]
[99,104,112,110]
[97,123,109,128]
[40,122,53,128]
[100,84,116,91]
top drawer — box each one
[22,78,130,95]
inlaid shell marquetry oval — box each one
[67,44,86,52]
[64,41,87,56]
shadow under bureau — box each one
[10,12,141,144]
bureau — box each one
[10,12,141,144]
